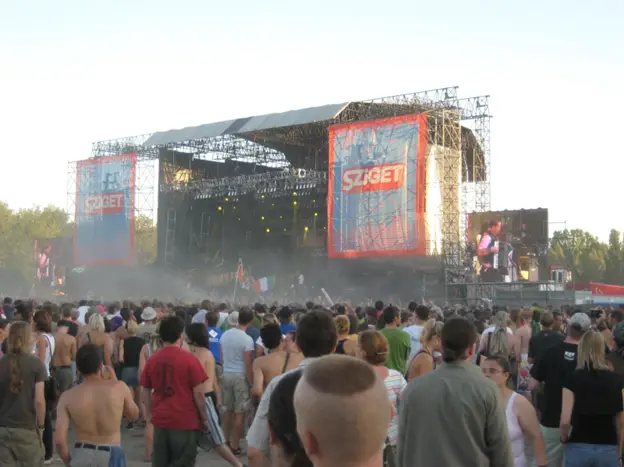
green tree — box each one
[548,229,606,282]
[135,215,157,265]
[603,229,624,285]
[0,204,73,283]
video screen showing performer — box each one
[477,221,503,282]
[469,208,549,283]
[36,245,52,285]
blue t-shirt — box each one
[207,326,223,363]
[280,323,297,335]
[246,326,260,345]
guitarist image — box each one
[477,220,502,282]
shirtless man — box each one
[185,323,243,467]
[252,323,302,399]
[55,343,139,467]
[52,324,77,395]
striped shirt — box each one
[384,369,407,445]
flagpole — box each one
[232,275,239,302]
[233,257,243,302]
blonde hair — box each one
[488,310,510,356]
[334,315,350,335]
[420,319,443,345]
[89,313,105,332]
[358,330,389,366]
[126,320,139,335]
[6,321,32,394]
[577,330,609,370]
[261,314,278,326]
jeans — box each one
[72,443,126,467]
[565,443,619,467]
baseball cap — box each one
[569,312,591,332]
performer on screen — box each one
[477,220,503,282]
[37,245,51,283]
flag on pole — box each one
[236,258,244,282]
[253,276,276,293]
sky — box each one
[1,0,623,241]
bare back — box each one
[57,379,136,444]
[52,331,76,367]
[81,330,113,366]
[188,345,215,393]
[258,350,302,388]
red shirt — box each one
[139,345,207,430]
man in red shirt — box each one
[140,316,209,466]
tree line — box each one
[0,202,157,284]
[0,202,620,286]
[548,229,624,284]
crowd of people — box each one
[0,296,623,466]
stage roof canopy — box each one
[145,103,349,147]
[144,96,486,181]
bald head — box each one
[294,355,390,467]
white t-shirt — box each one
[77,306,89,325]
[221,328,254,374]
[191,309,207,324]
[404,324,424,361]
[33,333,55,377]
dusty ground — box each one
[49,425,235,466]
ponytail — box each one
[9,355,23,394]
[488,311,510,357]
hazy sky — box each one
[1,1,622,240]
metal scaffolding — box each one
[66,153,156,236]
[76,87,491,283]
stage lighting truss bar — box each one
[161,168,328,198]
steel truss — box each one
[85,87,491,281]
[66,153,156,238]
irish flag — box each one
[253,276,276,293]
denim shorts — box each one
[121,366,139,387]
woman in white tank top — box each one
[33,308,56,464]
[482,355,548,467]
